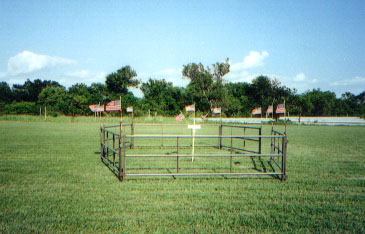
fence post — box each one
[230,131,233,172]
[258,127,262,154]
[177,137,179,173]
[113,134,115,166]
[219,125,222,149]
[122,134,126,179]
[100,127,104,159]
[161,123,164,146]
[130,123,134,149]
[281,134,288,181]
[243,127,246,148]
[118,133,123,181]
[270,129,273,154]
[106,131,109,160]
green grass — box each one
[0,118,364,233]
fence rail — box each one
[100,123,287,181]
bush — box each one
[3,102,40,115]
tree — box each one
[303,89,336,116]
[67,83,91,116]
[12,79,62,102]
[38,86,68,114]
[4,102,39,115]
[106,66,140,94]
[88,83,108,106]
[141,79,185,115]
[356,91,365,105]
[225,82,251,116]
[182,59,230,112]
[0,82,13,103]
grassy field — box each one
[0,117,364,233]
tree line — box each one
[0,61,364,117]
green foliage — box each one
[303,89,336,115]
[88,83,108,105]
[140,79,187,115]
[38,86,68,113]
[106,65,140,94]
[183,59,230,112]
[67,83,91,116]
[3,102,39,115]
[0,82,13,103]
[224,82,251,117]
[12,79,62,102]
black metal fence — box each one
[100,123,287,181]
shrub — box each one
[3,102,40,115]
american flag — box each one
[106,100,121,111]
[251,107,261,115]
[276,103,285,114]
[266,105,273,114]
[211,107,221,114]
[96,105,104,112]
[185,104,195,112]
[89,104,98,112]
[89,104,104,112]
[175,113,185,122]
[126,106,133,113]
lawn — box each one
[0,117,364,233]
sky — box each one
[0,0,364,97]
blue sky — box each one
[1,0,364,97]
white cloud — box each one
[328,76,365,95]
[66,70,90,78]
[231,50,269,71]
[65,70,106,85]
[226,50,269,83]
[7,50,76,75]
[280,73,317,93]
[330,76,365,86]
[294,72,306,81]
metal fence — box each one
[100,123,287,181]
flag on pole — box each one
[106,100,121,111]
[211,107,221,114]
[276,103,285,114]
[185,104,195,112]
[175,113,185,122]
[89,104,104,112]
[89,104,98,112]
[126,106,133,113]
[251,107,261,115]
[266,105,273,114]
[97,105,105,112]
